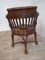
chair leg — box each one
[24,42,28,54]
[11,33,14,47]
[24,36,28,54]
[34,32,38,45]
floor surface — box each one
[0,31,45,60]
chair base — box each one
[12,40,38,55]
[11,32,38,55]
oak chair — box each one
[6,6,39,54]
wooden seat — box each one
[12,24,34,35]
[6,6,39,54]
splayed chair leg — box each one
[24,36,28,54]
[24,41,28,54]
[34,32,38,45]
[11,33,14,47]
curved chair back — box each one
[6,6,39,29]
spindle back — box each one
[6,6,39,29]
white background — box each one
[0,0,31,31]
[31,0,45,39]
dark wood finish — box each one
[6,6,39,54]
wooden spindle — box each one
[25,18,27,26]
[22,18,24,27]
[28,18,30,26]
[19,18,21,27]
[16,19,18,27]
[8,19,12,28]
[10,19,13,28]
[13,19,16,27]
[31,18,33,25]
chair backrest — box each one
[6,6,39,29]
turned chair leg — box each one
[24,41,28,54]
[34,32,38,45]
[24,36,28,54]
[11,33,14,47]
